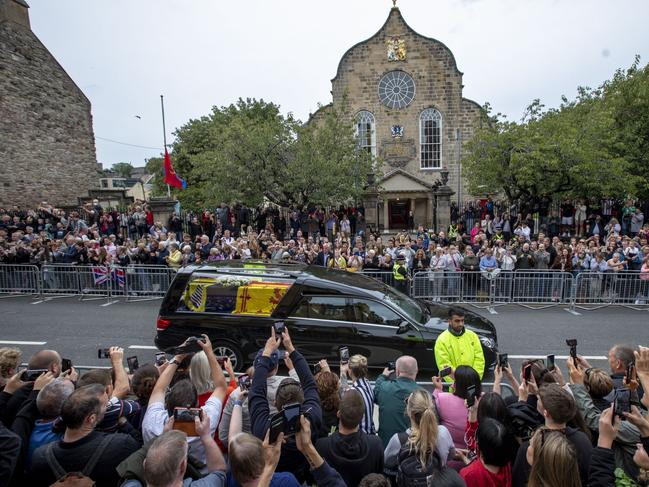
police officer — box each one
[434,307,485,381]
[392,253,409,294]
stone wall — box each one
[331,7,481,201]
[0,0,98,208]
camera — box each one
[273,321,286,336]
[173,407,203,436]
[98,348,111,359]
[497,353,508,368]
[387,361,396,372]
[339,347,349,365]
[61,358,72,373]
[439,366,452,378]
[127,356,139,372]
[466,385,477,407]
[546,354,555,372]
[21,369,47,381]
[566,339,578,361]
[238,374,250,391]
[523,364,532,383]
[614,388,631,422]
[173,336,205,354]
[155,352,167,366]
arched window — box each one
[420,108,442,169]
[356,110,376,157]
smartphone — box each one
[155,352,166,366]
[274,321,286,336]
[466,385,477,407]
[173,336,204,354]
[614,388,631,422]
[282,403,302,436]
[21,369,48,381]
[173,407,202,436]
[625,364,636,385]
[238,374,250,391]
[439,366,453,378]
[269,411,284,444]
[523,364,532,383]
[546,354,555,372]
[61,358,72,373]
[387,361,396,372]
[314,363,322,374]
[566,339,578,361]
[98,348,110,359]
[339,347,350,365]
[497,353,508,368]
[127,356,139,372]
[216,356,227,368]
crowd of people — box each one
[0,199,647,280]
[0,308,647,487]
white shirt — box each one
[142,396,222,466]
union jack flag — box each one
[112,267,125,288]
[92,266,111,285]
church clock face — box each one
[378,70,416,109]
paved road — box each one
[1,297,647,381]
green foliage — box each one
[144,156,165,196]
[111,162,134,178]
[167,98,374,208]
[463,59,649,210]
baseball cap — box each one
[255,348,281,368]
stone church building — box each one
[320,5,482,231]
[0,0,98,208]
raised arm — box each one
[110,346,130,399]
[197,334,227,403]
[196,413,227,473]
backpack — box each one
[45,435,114,487]
[396,432,441,487]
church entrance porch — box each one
[388,200,408,229]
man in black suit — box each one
[316,242,333,267]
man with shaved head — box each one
[373,355,421,446]
[1,350,63,426]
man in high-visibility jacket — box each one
[434,307,485,381]
[392,253,409,295]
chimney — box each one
[0,0,30,29]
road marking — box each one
[129,345,157,350]
[564,309,582,316]
[0,340,47,346]
[487,307,498,315]
[31,300,45,305]
[508,354,607,360]
[100,301,118,307]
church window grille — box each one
[420,108,442,169]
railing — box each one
[1,264,647,311]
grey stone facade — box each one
[0,0,98,208]
[322,7,482,230]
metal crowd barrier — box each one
[0,264,41,298]
[0,264,646,311]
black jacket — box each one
[315,430,384,487]
[249,350,323,484]
[587,447,615,487]
[0,423,21,487]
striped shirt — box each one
[352,377,376,435]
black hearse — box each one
[155,261,498,372]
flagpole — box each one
[160,94,171,198]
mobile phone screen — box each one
[614,388,631,421]
[497,353,508,367]
[61,358,72,373]
[523,364,532,383]
[466,385,477,407]
[282,403,301,435]
[269,412,284,444]
[155,352,166,366]
[274,321,286,336]
[127,356,139,372]
[339,347,349,364]
[546,354,555,371]
[439,366,452,378]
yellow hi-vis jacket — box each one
[434,328,485,380]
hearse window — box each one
[291,296,348,322]
[350,299,402,326]
[176,273,292,315]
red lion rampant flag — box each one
[163,149,187,189]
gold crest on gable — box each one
[386,37,406,61]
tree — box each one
[111,162,134,178]
[144,156,165,196]
[168,98,375,208]
[462,60,647,212]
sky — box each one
[27,0,649,169]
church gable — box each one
[380,169,431,192]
